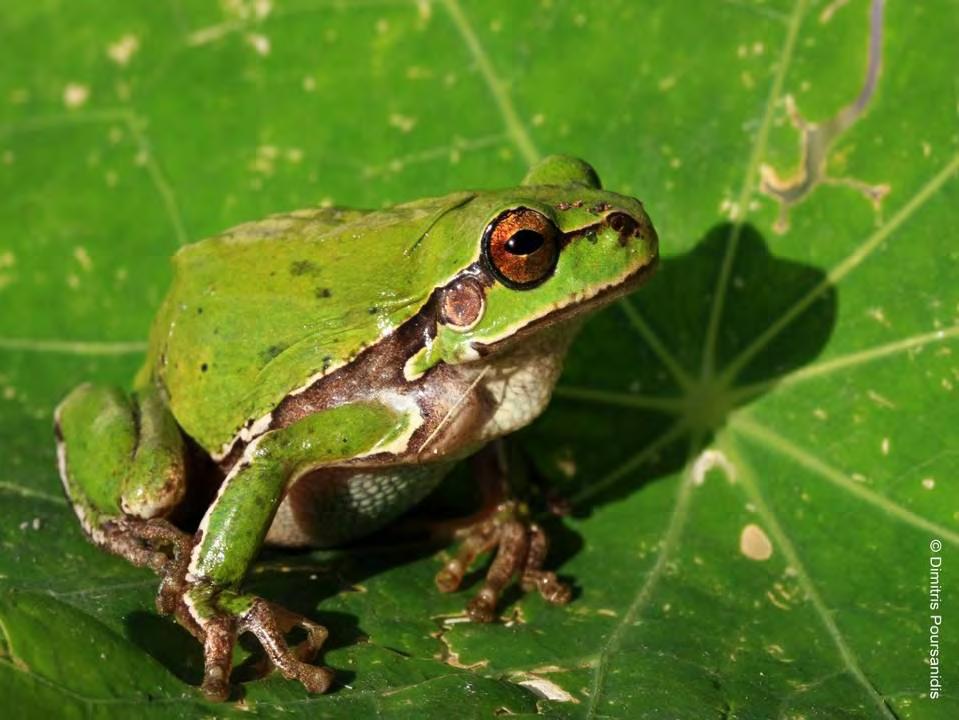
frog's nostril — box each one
[606,212,640,245]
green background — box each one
[1,0,957,717]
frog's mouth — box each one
[471,254,659,357]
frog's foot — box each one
[95,519,331,699]
[434,500,572,622]
[97,517,192,577]
[181,584,333,701]
[94,517,195,616]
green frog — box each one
[55,155,659,700]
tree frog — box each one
[55,155,658,700]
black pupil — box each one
[505,229,544,255]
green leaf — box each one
[1,0,956,717]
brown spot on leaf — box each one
[759,0,889,233]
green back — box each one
[139,194,475,455]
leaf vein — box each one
[555,386,684,413]
[584,432,702,718]
[722,152,959,382]
[441,0,540,165]
[619,298,694,389]
[701,0,809,378]
[732,416,959,546]
[723,436,898,719]
[732,325,959,400]
[0,481,67,506]
[0,338,147,356]
[570,422,687,507]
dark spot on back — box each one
[261,344,285,362]
[367,306,379,314]
[196,307,204,315]
[315,287,332,299]
[200,363,209,372]
[290,260,319,276]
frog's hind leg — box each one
[55,383,191,573]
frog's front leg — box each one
[174,400,408,700]
[55,383,193,573]
[435,443,572,622]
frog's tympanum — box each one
[55,156,658,700]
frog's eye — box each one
[482,208,560,290]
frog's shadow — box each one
[126,222,837,692]
[523,220,838,517]
[340,221,838,614]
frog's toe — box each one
[436,502,572,622]
[465,519,528,622]
[199,614,237,702]
[266,601,330,663]
[241,599,334,694]
[182,586,333,700]
[104,518,194,615]
[434,522,497,594]
[97,517,192,577]
[519,523,573,606]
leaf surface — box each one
[1,1,956,717]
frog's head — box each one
[405,155,658,379]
